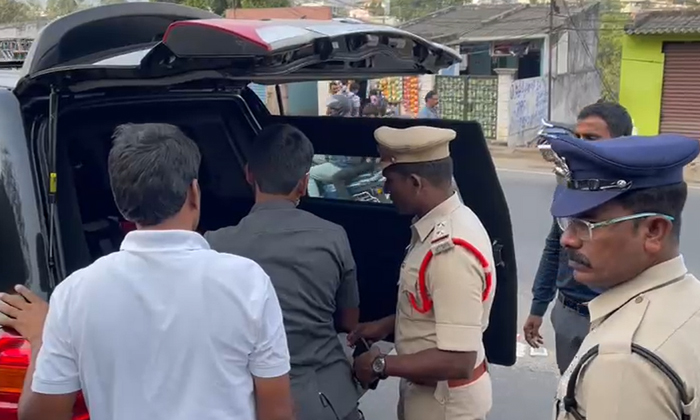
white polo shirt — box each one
[32,230,290,420]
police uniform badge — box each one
[430,220,455,255]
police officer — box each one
[544,133,700,420]
[348,126,496,420]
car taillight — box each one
[0,330,89,420]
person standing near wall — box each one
[523,102,634,374]
[417,91,439,119]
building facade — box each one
[619,10,700,138]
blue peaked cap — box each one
[549,134,700,218]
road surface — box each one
[357,168,700,420]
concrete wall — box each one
[506,75,548,146]
[0,20,49,40]
[619,33,700,136]
[550,4,602,124]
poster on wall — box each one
[379,77,403,103]
[402,76,420,116]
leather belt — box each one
[413,360,488,388]
[557,293,590,317]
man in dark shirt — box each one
[206,124,362,420]
[523,102,634,374]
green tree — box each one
[100,0,126,5]
[0,0,32,24]
[46,0,82,18]
[596,7,630,101]
[239,0,289,7]
[367,0,385,16]
[391,0,467,22]
[182,0,211,10]
[150,0,290,15]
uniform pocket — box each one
[445,374,492,420]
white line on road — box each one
[497,168,552,176]
[496,168,700,191]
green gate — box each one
[435,75,498,140]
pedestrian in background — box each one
[418,91,439,119]
[523,102,634,374]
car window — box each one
[308,154,390,204]
[308,154,464,205]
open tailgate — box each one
[14,4,460,94]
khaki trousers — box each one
[397,373,492,420]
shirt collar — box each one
[588,255,688,324]
[120,230,210,252]
[250,199,297,213]
[412,193,461,242]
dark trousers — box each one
[551,296,591,374]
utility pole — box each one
[547,0,555,120]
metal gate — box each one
[659,42,700,138]
[435,75,498,140]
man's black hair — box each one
[386,157,453,188]
[108,123,201,227]
[362,103,381,117]
[577,102,634,138]
[613,182,688,240]
[425,90,437,102]
[248,124,314,195]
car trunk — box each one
[32,84,517,368]
[6,2,514,377]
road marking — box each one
[496,167,700,191]
[497,168,552,176]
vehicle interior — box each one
[29,84,517,365]
[41,87,409,326]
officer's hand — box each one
[353,346,381,388]
[347,320,389,347]
[0,285,49,345]
[523,314,544,348]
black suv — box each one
[0,4,518,419]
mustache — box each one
[567,250,592,268]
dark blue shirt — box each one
[530,218,600,316]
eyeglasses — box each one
[556,212,675,242]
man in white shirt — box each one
[0,123,294,420]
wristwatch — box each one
[371,354,388,380]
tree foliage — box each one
[596,7,630,101]
[366,0,385,16]
[45,0,82,18]
[0,0,33,24]
[239,0,290,8]
[390,0,469,23]
[149,0,290,15]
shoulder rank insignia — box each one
[430,220,454,254]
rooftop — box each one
[626,9,700,35]
[399,3,586,44]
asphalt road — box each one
[356,168,700,420]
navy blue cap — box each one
[548,134,700,217]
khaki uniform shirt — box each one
[555,256,700,420]
[395,192,496,368]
